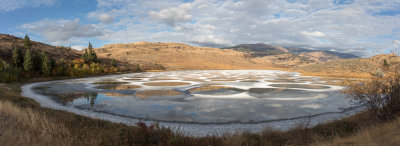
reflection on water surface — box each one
[31,70,357,124]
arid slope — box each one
[297,54,400,76]
[95,42,277,70]
[95,42,364,70]
[0,34,80,61]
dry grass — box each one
[95,42,282,70]
[296,54,400,78]
[0,101,72,146]
[0,34,80,61]
[315,118,400,146]
[299,72,372,78]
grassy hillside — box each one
[95,42,279,70]
[221,43,287,57]
[95,42,362,70]
[221,43,359,63]
[296,54,400,77]
[0,34,80,61]
[287,48,359,59]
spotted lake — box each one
[22,70,362,136]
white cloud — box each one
[98,13,114,24]
[301,31,326,37]
[0,0,57,12]
[393,40,400,48]
[88,12,115,24]
[148,3,193,26]
[24,0,398,57]
[189,34,232,48]
[21,18,103,45]
[71,45,86,50]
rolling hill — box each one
[94,42,274,70]
[1,33,386,74]
[296,54,400,77]
[222,43,359,63]
[0,34,144,72]
[221,43,288,57]
[0,34,80,61]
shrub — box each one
[0,59,9,72]
[383,59,389,67]
[347,64,400,121]
[373,69,384,77]
[0,66,23,83]
[136,64,141,72]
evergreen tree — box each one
[82,49,89,63]
[32,50,42,71]
[24,34,32,49]
[12,48,23,67]
[82,42,98,63]
[41,54,52,75]
[383,59,389,67]
[50,57,56,71]
[111,59,117,67]
[88,42,97,63]
[23,49,33,72]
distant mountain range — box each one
[222,43,359,59]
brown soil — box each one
[189,86,233,93]
[101,92,129,97]
[182,78,205,82]
[92,81,130,85]
[210,79,237,82]
[269,84,330,89]
[149,78,177,81]
[135,90,181,98]
[198,83,224,86]
[95,85,141,90]
[142,82,190,86]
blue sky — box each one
[1,0,400,57]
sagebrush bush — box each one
[347,63,400,121]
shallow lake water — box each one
[22,70,363,136]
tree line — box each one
[0,35,120,83]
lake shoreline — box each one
[21,70,366,136]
